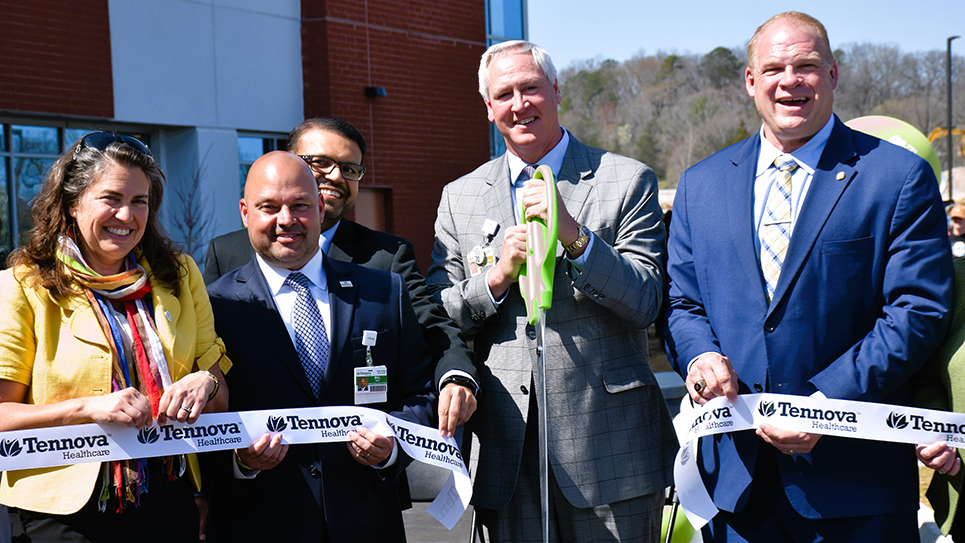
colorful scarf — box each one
[56,235,181,512]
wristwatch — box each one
[440,375,478,396]
[563,225,591,254]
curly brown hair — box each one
[7,134,184,298]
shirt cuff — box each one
[485,267,509,308]
[372,441,399,469]
[438,369,477,392]
[232,451,260,479]
[565,234,595,271]
[687,352,719,374]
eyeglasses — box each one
[79,132,152,156]
[298,155,365,182]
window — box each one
[238,134,286,196]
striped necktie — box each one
[284,271,329,397]
[760,155,798,302]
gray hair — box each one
[478,40,558,101]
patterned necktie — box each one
[760,155,799,302]
[515,164,537,222]
[284,271,329,397]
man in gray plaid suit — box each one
[427,40,677,542]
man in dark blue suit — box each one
[664,11,953,542]
[205,151,435,541]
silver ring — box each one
[180,406,192,414]
[787,449,794,455]
[362,452,371,459]
[693,379,707,394]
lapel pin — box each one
[836,171,846,181]
[340,280,354,288]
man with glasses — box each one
[204,117,478,437]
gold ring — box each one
[787,449,794,455]
[693,379,707,394]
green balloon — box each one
[661,504,696,543]
[845,115,942,183]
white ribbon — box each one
[0,406,471,530]
[675,393,965,529]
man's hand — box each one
[687,353,739,404]
[488,224,528,299]
[438,383,477,438]
[917,441,961,476]
[347,428,394,466]
[236,433,288,471]
[521,178,581,255]
[757,423,822,456]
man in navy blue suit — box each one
[205,151,435,541]
[664,11,953,542]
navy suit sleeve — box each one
[663,169,724,375]
[810,159,953,401]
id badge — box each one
[468,245,496,277]
[355,366,388,404]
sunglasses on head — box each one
[298,154,365,182]
[78,132,152,156]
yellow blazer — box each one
[0,253,231,515]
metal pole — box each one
[949,36,959,201]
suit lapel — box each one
[726,137,771,310]
[322,255,356,399]
[327,220,356,263]
[554,138,594,260]
[234,260,319,400]
[769,119,856,312]
[483,154,517,255]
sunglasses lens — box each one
[118,135,152,156]
[81,132,152,156]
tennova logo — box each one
[0,439,23,458]
[886,412,908,429]
[267,416,287,433]
[137,427,160,444]
[759,401,858,423]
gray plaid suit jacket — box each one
[427,135,678,510]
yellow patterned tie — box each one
[761,155,798,302]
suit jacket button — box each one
[520,385,529,395]
[754,383,763,392]
[310,465,320,478]
[526,325,537,340]
[764,322,775,333]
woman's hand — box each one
[82,387,153,429]
[917,441,961,476]
[158,371,219,425]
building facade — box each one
[0,0,526,269]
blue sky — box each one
[528,0,965,71]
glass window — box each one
[487,0,524,41]
[238,135,286,197]
[64,128,93,151]
[0,157,8,263]
[11,125,58,154]
[13,157,54,245]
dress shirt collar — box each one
[756,115,835,177]
[255,247,328,297]
[507,128,570,184]
[320,220,340,256]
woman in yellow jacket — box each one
[0,133,231,542]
